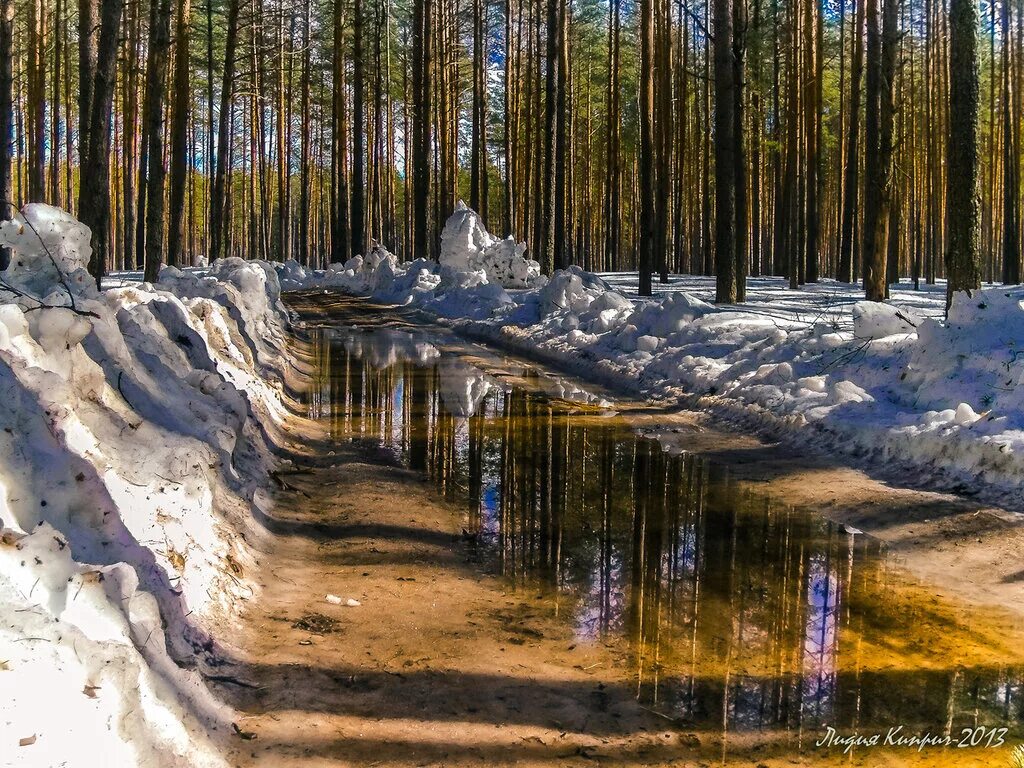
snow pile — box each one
[284,204,538,321]
[0,205,296,766]
[851,301,921,340]
[0,204,97,299]
[439,201,541,288]
[284,206,1024,505]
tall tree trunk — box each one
[803,0,821,283]
[27,0,45,201]
[0,0,12,271]
[1003,0,1021,284]
[604,0,620,272]
[299,0,312,263]
[542,0,562,273]
[332,0,349,263]
[351,0,366,257]
[209,0,240,263]
[861,0,884,300]
[733,0,747,299]
[714,0,737,302]
[78,0,98,166]
[167,0,192,267]
[122,0,141,269]
[838,0,864,282]
[471,0,489,219]
[143,0,172,283]
[554,0,568,268]
[79,0,123,288]
[638,0,655,295]
[412,0,432,258]
[503,0,514,235]
[50,0,63,205]
[945,0,981,304]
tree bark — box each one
[412,0,432,258]
[0,0,12,271]
[352,0,366,257]
[861,0,885,300]
[143,0,172,283]
[78,0,123,288]
[945,0,982,304]
[733,0,747,299]
[331,0,349,263]
[27,0,46,201]
[471,0,489,219]
[1003,0,1021,284]
[167,0,192,267]
[714,0,737,302]
[838,0,864,282]
[209,0,240,263]
[638,0,656,295]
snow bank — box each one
[0,205,296,766]
[439,201,541,288]
[290,204,541,321]
[281,206,1024,508]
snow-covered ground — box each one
[599,271,950,327]
[280,203,1024,510]
[0,205,296,766]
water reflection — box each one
[300,326,1024,739]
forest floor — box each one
[208,295,1024,768]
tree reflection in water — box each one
[302,325,1024,739]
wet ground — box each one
[214,293,1024,767]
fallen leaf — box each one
[19,735,36,747]
[83,685,100,699]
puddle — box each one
[295,321,1024,752]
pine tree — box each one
[167,0,193,268]
[78,0,124,287]
[946,0,982,305]
[0,0,12,271]
[714,0,737,302]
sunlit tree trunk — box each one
[638,0,656,295]
[209,0,240,264]
[79,0,123,288]
[1003,0,1021,284]
[0,0,12,271]
[945,0,981,305]
[838,0,864,282]
[143,0,171,283]
[714,0,737,301]
[166,0,192,267]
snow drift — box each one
[0,205,295,766]
[281,203,1024,508]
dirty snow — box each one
[0,205,296,766]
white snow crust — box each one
[0,205,295,766]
